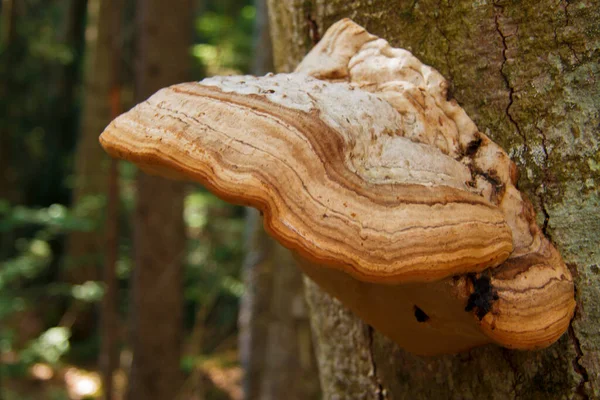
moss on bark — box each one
[268,0,599,397]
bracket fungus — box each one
[100,19,575,355]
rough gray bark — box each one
[267,0,599,398]
[126,0,192,399]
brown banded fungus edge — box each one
[99,19,575,355]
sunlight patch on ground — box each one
[30,363,54,380]
[201,354,243,400]
[64,367,101,399]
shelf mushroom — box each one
[100,19,575,355]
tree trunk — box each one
[0,0,18,205]
[0,0,18,263]
[126,1,192,399]
[66,0,110,286]
[267,0,599,398]
[240,210,321,400]
[100,1,125,398]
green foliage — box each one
[0,201,101,383]
[193,4,255,75]
[0,201,97,318]
[1,0,257,397]
[184,190,245,352]
[0,201,95,234]
[0,326,71,380]
[21,327,71,365]
[71,281,104,303]
[1,389,70,400]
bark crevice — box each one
[366,326,386,400]
[563,0,571,26]
[553,1,581,66]
[304,1,321,47]
[536,126,552,237]
[493,4,527,153]
[568,296,591,399]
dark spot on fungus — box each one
[414,306,430,322]
[465,273,499,320]
[465,136,482,156]
[482,170,500,186]
[97,18,577,355]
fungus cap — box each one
[100,19,575,355]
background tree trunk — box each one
[237,1,321,399]
[100,1,124,398]
[66,0,109,287]
[240,210,320,400]
[126,1,192,399]
[63,0,115,344]
[0,0,18,205]
[0,0,19,263]
[267,0,600,398]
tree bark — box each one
[0,0,18,205]
[240,211,321,400]
[0,0,18,262]
[267,0,600,398]
[66,0,110,286]
[126,1,192,399]
[100,1,124,398]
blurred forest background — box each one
[3,0,598,398]
[0,0,292,399]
